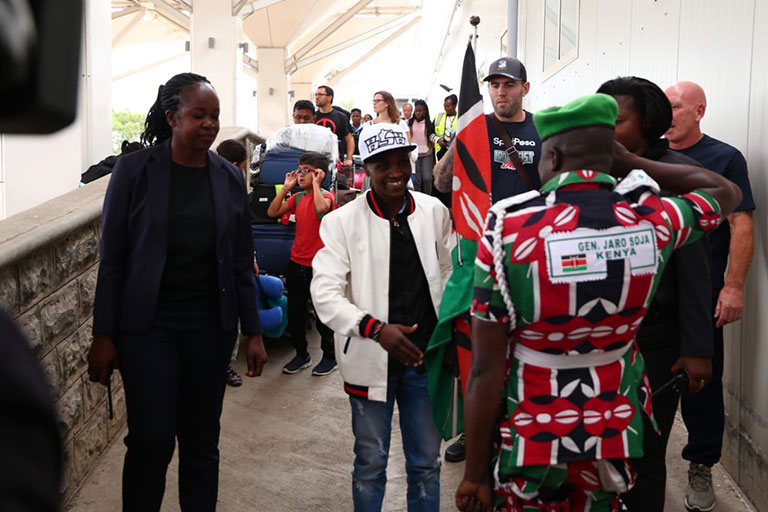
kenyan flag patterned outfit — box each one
[471,169,722,511]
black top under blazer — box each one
[93,139,261,336]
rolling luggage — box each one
[250,124,338,276]
[251,223,295,276]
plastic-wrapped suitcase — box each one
[252,223,295,276]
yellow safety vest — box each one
[433,112,458,153]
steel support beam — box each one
[235,0,285,17]
[112,5,143,19]
[243,54,258,72]
[288,0,373,64]
[357,7,418,16]
[290,13,416,73]
[327,16,420,86]
[147,0,190,31]
[112,8,145,46]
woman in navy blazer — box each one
[87,73,267,511]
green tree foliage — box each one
[112,110,145,154]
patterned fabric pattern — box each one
[470,170,721,482]
[497,459,631,511]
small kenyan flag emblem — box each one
[562,254,587,272]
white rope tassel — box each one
[491,206,517,332]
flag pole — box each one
[470,15,480,55]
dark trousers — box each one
[432,147,452,208]
[286,260,334,359]
[681,321,725,467]
[622,342,680,512]
[115,305,236,512]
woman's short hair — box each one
[596,76,672,141]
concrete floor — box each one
[68,331,756,511]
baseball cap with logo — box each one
[358,123,417,162]
[483,56,527,82]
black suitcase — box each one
[249,183,282,224]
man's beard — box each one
[494,94,523,119]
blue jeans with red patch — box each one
[348,366,442,512]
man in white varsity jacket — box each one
[311,123,453,511]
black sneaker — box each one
[282,353,311,374]
[311,357,338,376]
[445,433,466,462]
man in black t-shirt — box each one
[432,56,542,462]
[664,81,756,512]
[434,57,542,205]
[314,85,354,167]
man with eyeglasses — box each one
[314,85,354,168]
[292,99,316,124]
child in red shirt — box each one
[267,152,337,375]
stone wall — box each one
[0,177,124,504]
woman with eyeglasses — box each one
[372,91,410,137]
[372,91,416,181]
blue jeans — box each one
[349,366,442,512]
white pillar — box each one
[82,0,112,165]
[190,0,242,127]
[256,48,289,135]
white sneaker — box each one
[685,463,715,511]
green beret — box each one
[533,93,619,141]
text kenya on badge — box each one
[544,224,658,283]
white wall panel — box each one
[628,0,681,86]
[592,0,632,81]
[740,0,768,506]
[676,0,754,152]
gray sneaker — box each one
[685,463,715,511]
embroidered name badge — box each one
[545,224,658,283]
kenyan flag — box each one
[426,41,491,439]
[562,253,587,272]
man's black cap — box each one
[483,57,527,82]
